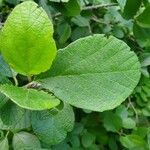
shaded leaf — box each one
[81,131,95,148]
[13,132,41,150]
[122,118,136,129]
[137,5,150,28]
[133,23,150,48]
[0,137,9,150]
[31,103,74,145]
[103,112,122,132]
[0,55,13,77]
[0,102,31,132]
[120,134,146,149]
[123,0,141,20]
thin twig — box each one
[27,76,32,83]
[128,97,139,122]
[13,76,18,86]
[82,3,118,10]
[91,15,108,25]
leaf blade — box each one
[37,34,141,112]
[0,84,60,110]
[31,103,74,145]
[1,1,56,76]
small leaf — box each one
[81,131,95,148]
[123,0,142,20]
[0,102,31,132]
[0,137,9,150]
[120,134,146,149]
[122,118,136,129]
[13,132,41,150]
[0,1,56,76]
[49,0,69,2]
[103,112,122,132]
[136,5,150,28]
[60,0,81,17]
[31,103,74,145]
[57,22,71,44]
[37,34,141,112]
[0,84,60,110]
[71,15,90,27]
[133,23,150,48]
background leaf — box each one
[137,5,150,28]
[12,132,41,150]
[31,103,74,145]
[122,0,142,20]
[0,102,31,132]
[0,137,9,150]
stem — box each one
[5,131,10,138]
[27,76,32,83]
[13,76,18,86]
[128,97,139,122]
[82,3,118,10]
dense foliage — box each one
[0,0,149,149]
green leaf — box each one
[136,5,150,28]
[122,0,142,20]
[0,93,9,109]
[12,132,41,150]
[31,103,74,145]
[103,112,122,132]
[0,84,60,110]
[81,131,95,148]
[57,22,71,44]
[60,0,81,17]
[0,137,9,150]
[117,0,126,10]
[0,55,13,77]
[122,118,136,129]
[0,1,56,76]
[49,0,69,2]
[132,127,148,138]
[120,134,146,149]
[37,34,141,112]
[71,27,91,41]
[133,23,150,48]
[0,102,31,132]
[71,15,90,27]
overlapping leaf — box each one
[31,103,74,145]
[0,84,60,110]
[0,1,56,76]
[37,34,141,112]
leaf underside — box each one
[37,34,141,112]
[0,84,60,110]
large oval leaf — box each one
[37,34,141,112]
[31,103,74,145]
[0,1,56,76]
[0,84,60,110]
